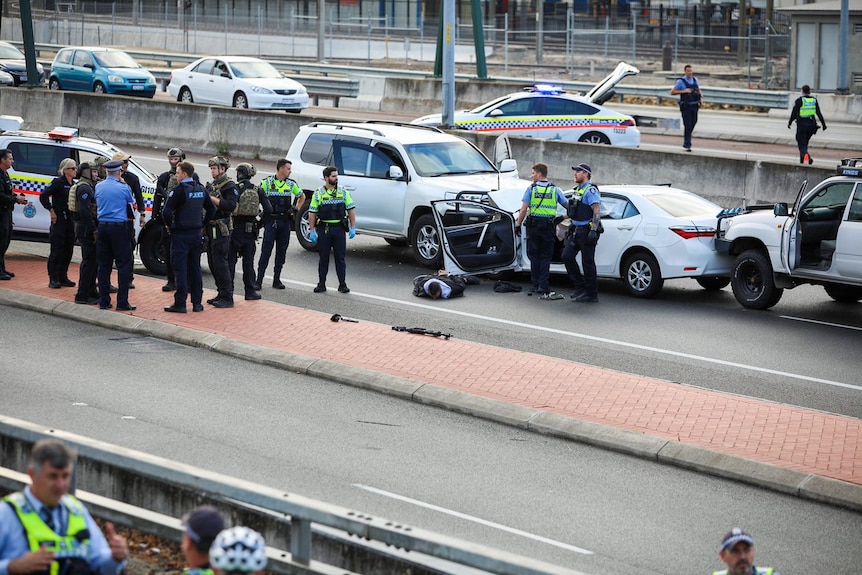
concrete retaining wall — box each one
[0,88,832,206]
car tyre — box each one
[49,77,61,90]
[410,214,442,268]
[233,92,249,108]
[578,131,611,145]
[695,276,731,291]
[138,224,168,276]
[823,284,862,303]
[295,202,319,252]
[178,87,194,103]
[731,249,783,309]
[622,251,663,297]
[93,81,106,94]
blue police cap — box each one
[103,159,124,172]
[572,163,592,175]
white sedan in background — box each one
[431,185,733,297]
[168,56,309,111]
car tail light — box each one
[669,225,716,239]
[620,118,636,127]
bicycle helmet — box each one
[209,527,267,573]
[208,156,231,169]
[236,162,256,181]
[167,147,186,160]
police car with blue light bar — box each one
[411,62,641,147]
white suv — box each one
[0,115,160,272]
[286,121,530,266]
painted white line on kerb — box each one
[274,279,862,392]
[353,484,594,555]
[781,315,862,332]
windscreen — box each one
[230,61,281,79]
[94,51,139,69]
[644,192,721,218]
[404,140,496,177]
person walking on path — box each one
[94,159,136,311]
[713,528,780,575]
[254,159,304,290]
[515,162,567,299]
[670,64,703,152]
[0,148,29,280]
[0,439,129,575]
[788,84,827,165]
[307,166,356,294]
[562,163,602,303]
[39,158,78,289]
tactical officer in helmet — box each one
[205,156,240,308]
[230,163,272,301]
[70,162,101,305]
[307,166,356,293]
[254,159,304,290]
[154,147,186,292]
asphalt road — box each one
[2,306,861,575]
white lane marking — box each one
[268,278,862,392]
[781,315,862,331]
[353,484,594,555]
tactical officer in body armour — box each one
[254,159,304,290]
[230,163,272,301]
[205,156,240,308]
[70,162,101,305]
[153,148,185,292]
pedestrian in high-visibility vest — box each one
[788,84,827,165]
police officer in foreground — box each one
[231,163,272,301]
[95,159,136,311]
[205,156,240,308]
[254,159,304,290]
[0,439,129,575]
[39,158,78,289]
[70,162,100,305]
[563,163,601,303]
[307,166,356,293]
[163,161,215,313]
[180,507,226,575]
[154,148,185,292]
[713,528,780,575]
[788,84,827,165]
[0,148,29,280]
[515,162,567,299]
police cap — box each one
[103,159,124,172]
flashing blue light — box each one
[531,83,563,95]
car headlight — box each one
[108,74,124,83]
[297,87,307,95]
[250,85,274,94]
[146,75,156,84]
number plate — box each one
[20,76,26,82]
[281,98,296,104]
[132,85,144,91]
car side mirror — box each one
[388,165,404,180]
[84,63,94,69]
[489,109,504,117]
[499,159,517,173]
[774,203,789,217]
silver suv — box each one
[286,121,530,266]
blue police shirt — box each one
[94,176,134,223]
[572,181,601,226]
[0,486,126,575]
[520,180,567,216]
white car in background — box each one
[433,184,733,297]
[412,62,641,147]
[168,55,309,111]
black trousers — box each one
[231,225,258,296]
[526,222,555,293]
[795,119,818,161]
[681,104,698,149]
[47,213,75,281]
[257,216,291,283]
[317,222,346,286]
[97,222,133,307]
[0,210,12,272]
[74,221,97,300]
[207,229,233,301]
[171,231,203,308]
[562,227,598,298]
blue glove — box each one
[309,229,318,243]
[349,226,356,239]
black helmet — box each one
[208,156,230,169]
[167,147,186,160]
[77,162,93,179]
[236,162,256,181]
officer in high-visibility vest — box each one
[788,85,827,165]
[515,162,567,299]
[180,507,226,575]
[0,439,129,575]
[713,528,780,575]
[254,159,304,291]
[563,163,602,303]
[307,166,356,294]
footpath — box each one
[1,251,860,512]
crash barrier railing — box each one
[0,415,587,575]
[17,42,790,110]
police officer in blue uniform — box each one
[307,166,356,293]
[71,163,100,305]
[39,158,78,289]
[788,85,827,164]
[671,64,703,152]
[515,162,567,299]
[254,159,304,290]
[95,159,136,311]
[205,156,240,308]
[163,161,216,313]
[0,148,29,280]
[563,163,602,303]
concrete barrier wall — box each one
[0,87,832,205]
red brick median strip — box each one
[4,253,860,487]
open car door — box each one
[431,198,519,275]
[780,180,808,272]
[583,62,640,106]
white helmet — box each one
[209,527,267,573]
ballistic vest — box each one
[314,186,347,222]
[569,183,599,223]
[261,176,297,214]
[68,180,97,219]
[234,181,260,217]
[799,96,817,118]
[528,182,558,218]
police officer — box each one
[180,507,226,575]
[39,158,78,289]
[113,153,145,289]
[563,163,601,303]
[0,439,129,575]
[163,161,215,313]
[713,528,780,575]
[788,85,827,165]
[254,159,304,290]
[515,162,567,299]
[307,166,356,293]
[0,148,29,280]
[154,148,185,292]
[95,159,136,311]
[230,163,272,301]
[71,162,100,305]
[670,64,703,152]
[205,156,240,308]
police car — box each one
[0,115,160,273]
[411,62,641,147]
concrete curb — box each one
[3,288,861,512]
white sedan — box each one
[412,62,640,147]
[168,56,309,111]
[431,185,734,297]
